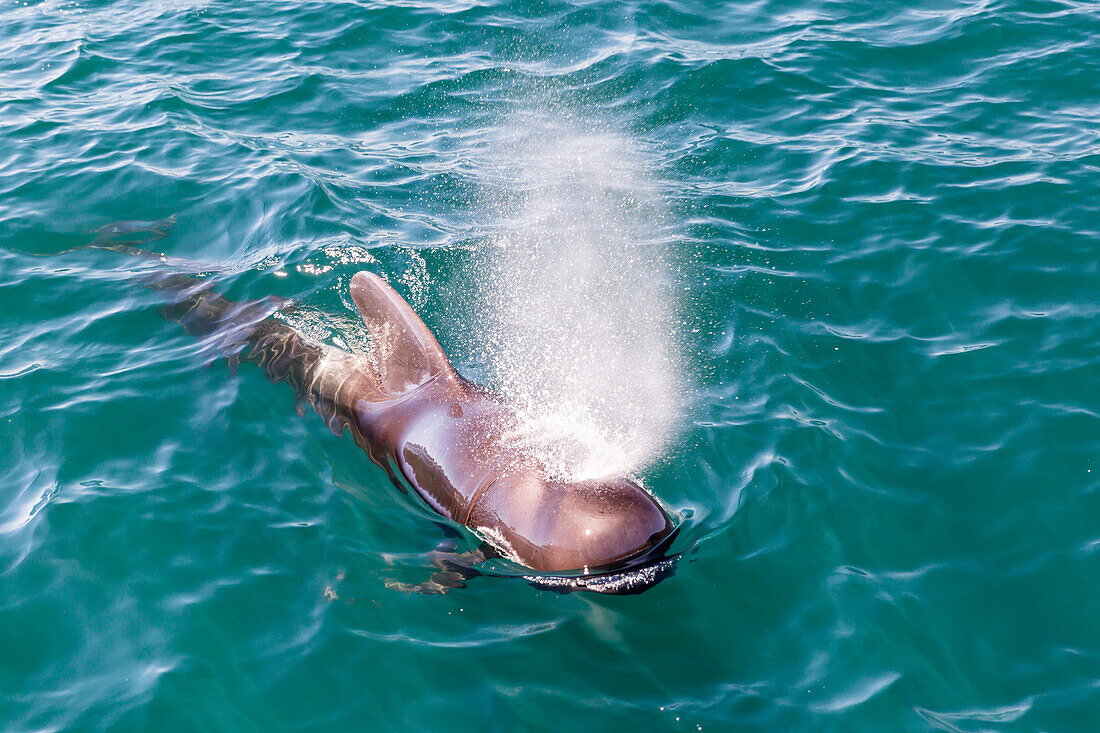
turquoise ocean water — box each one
[2,0,1099,730]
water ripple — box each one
[1,0,1099,729]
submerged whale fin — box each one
[385,535,487,595]
[349,271,455,395]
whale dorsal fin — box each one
[349,271,455,395]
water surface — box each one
[2,0,1099,730]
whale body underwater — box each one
[88,222,680,594]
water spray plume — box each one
[466,111,684,481]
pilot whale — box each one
[86,224,679,594]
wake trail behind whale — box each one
[465,110,684,482]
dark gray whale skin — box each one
[110,243,678,594]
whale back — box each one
[349,271,456,396]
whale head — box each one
[466,471,679,593]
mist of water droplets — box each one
[465,110,685,481]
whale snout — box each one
[524,498,682,595]
[524,546,681,595]
[563,478,674,569]
[468,474,676,576]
